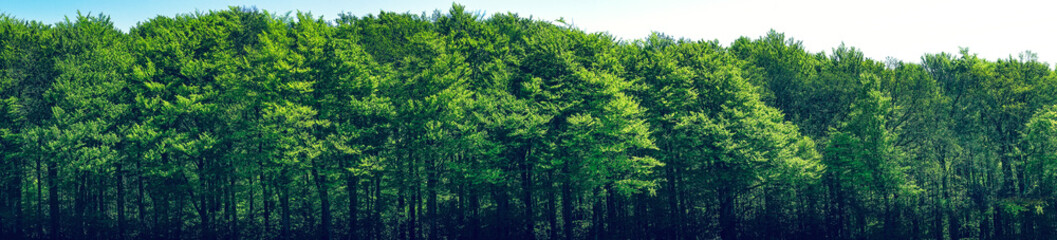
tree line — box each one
[1,4,1055,240]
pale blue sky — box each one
[3,0,1056,65]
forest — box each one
[1,4,1056,240]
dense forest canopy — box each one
[1,4,1056,240]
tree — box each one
[1021,105,1057,239]
[4,5,1057,240]
[823,72,917,239]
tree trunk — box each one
[855,204,865,240]
[666,162,681,240]
[281,168,291,240]
[455,181,465,240]
[468,185,480,240]
[719,189,737,240]
[372,175,381,240]
[604,187,618,239]
[945,159,960,240]
[520,148,535,240]
[827,176,846,240]
[47,160,59,240]
[157,190,167,240]
[2,155,24,238]
[198,162,214,240]
[258,128,270,238]
[427,157,438,240]
[14,168,24,238]
[117,163,127,239]
[993,203,1003,240]
[561,172,574,240]
[634,193,648,240]
[495,189,510,240]
[547,181,558,240]
[883,194,895,239]
[347,173,358,240]
[249,173,256,238]
[137,160,146,238]
[590,189,603,240]
[1042,200,1056,240]
[175,190,185,240]
[932,196,943,240]
[314,167,332,240]
[410,165,419,240]
[230,172,239,240]
[948,202,959,240]
[980,205,990,240]
[398,177,406,240]
[37,156,44,237]
[74,173,85,240]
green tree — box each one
[824,73,917,239]
[1021,105,1057,239]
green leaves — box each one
[1022,105,1057,197]
[6,5,1057,240]
[628,37,821,204]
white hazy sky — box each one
[4,0,1056,65]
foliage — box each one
[0,4,1055,240]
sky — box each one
[3,0,1056,65]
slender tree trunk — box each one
[165,187,173,240]
[137,160,146,238]
[15,168,24,239]
[347,173,358,240]
[3,155,24,238]
[827,176,845,240]
[634,193,648,240]
[175,189,185,240]
[95,173,104,239]
[281,168,291,240]
[883,194,894,239]
[520,149,535,240]
[856,204,866,240]
[410,176,419,240]
[376,174,384,240]
[979,204,990,240]
[547,182,558,240]
[932,196,943,240]
[198,160,213,240]
[47,160,59,240]
[249,172,256,238]
[666,161,680,240]
[398,175,406,240]
[605,186,616,239]
[230,171,239,240]
[947,187,959,240]
[258,127,271,238]
[591,189,603,240]
[314,167,332,240]
[469,186,480,240]
[409,144,419,240]
[372,175,381,240]
[561,169,574,240]
[36,156,43,237]
[74,173,85,240]
[993,203,1003,240]
[495,189,510,240]
[156,190,166,240]
[262,164,272,238]
[426,156,437,240]
[455,181,465,240]
[719,189,736,240]
[117,163,127,239]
